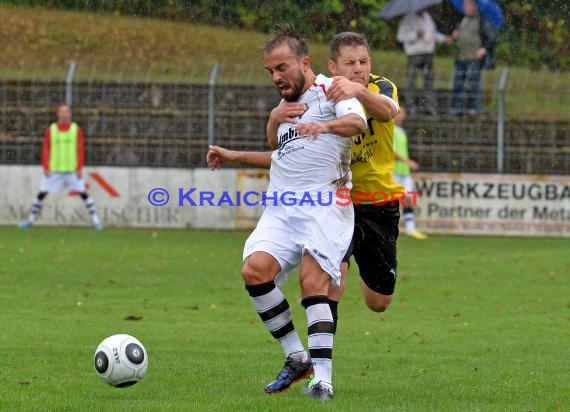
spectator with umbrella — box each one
[449,0,502,115]
[379,0,452,116]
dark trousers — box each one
[406,53,437,114]
[451,59,482,114]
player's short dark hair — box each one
[330,32,371,62]
[263,23,309,59]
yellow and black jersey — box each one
[351,73,405,203]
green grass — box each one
[0,5,569,120]
[0,226,568,411]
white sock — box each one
[28,198,43,222]
[303,296,334,391]
[246,282,307,358]
[83,196,101,225]
[404,207,416,233]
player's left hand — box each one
[207,145,236,170]
[328,76,363,103]
[296,122,328,139]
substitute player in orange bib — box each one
[19,104,102,230]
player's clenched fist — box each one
[327,76,364,103]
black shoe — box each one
[264,355,313,394]
[305,381,334,400]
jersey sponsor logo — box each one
[351,148,374,164]
[277,127,301,150]
[354,117,376,145]
[352,117,378,164]
[276,127,305,160]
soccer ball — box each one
[94,334,148,387]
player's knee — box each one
[366,295,392,313]
[241,262,262,284]
[299,271,329,297]
[298,274,315,293]
[367,301,390,312]
[241,255,276,285]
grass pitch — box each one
[0,227,568,411]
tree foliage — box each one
[2,0,567,69]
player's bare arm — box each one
[329,76,397,122]
[394,151,419,171]
[296,112,366,138]
[207,145,272,170]
[267,102,306,149]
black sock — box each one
[329,300,339,334]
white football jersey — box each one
[269,74,367,196]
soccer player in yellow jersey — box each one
[323,32,405,317]
[208,32,404,319]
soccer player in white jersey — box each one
[240,24,366,400]
[208,32,403,318]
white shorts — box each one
[40,173,86,193]
[243,202,354,287]
[394,174,414,193]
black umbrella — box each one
[378,0,442,19]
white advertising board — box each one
[0,166,249,229]
[2,167,568,237]
[413,173,570,238]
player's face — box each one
[264,44,309,102]
[57,105,72,123]
[328,45,371,86]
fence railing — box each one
[0,63,569,175]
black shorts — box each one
[342,202,400,295]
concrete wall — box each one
[2,166,569,237]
